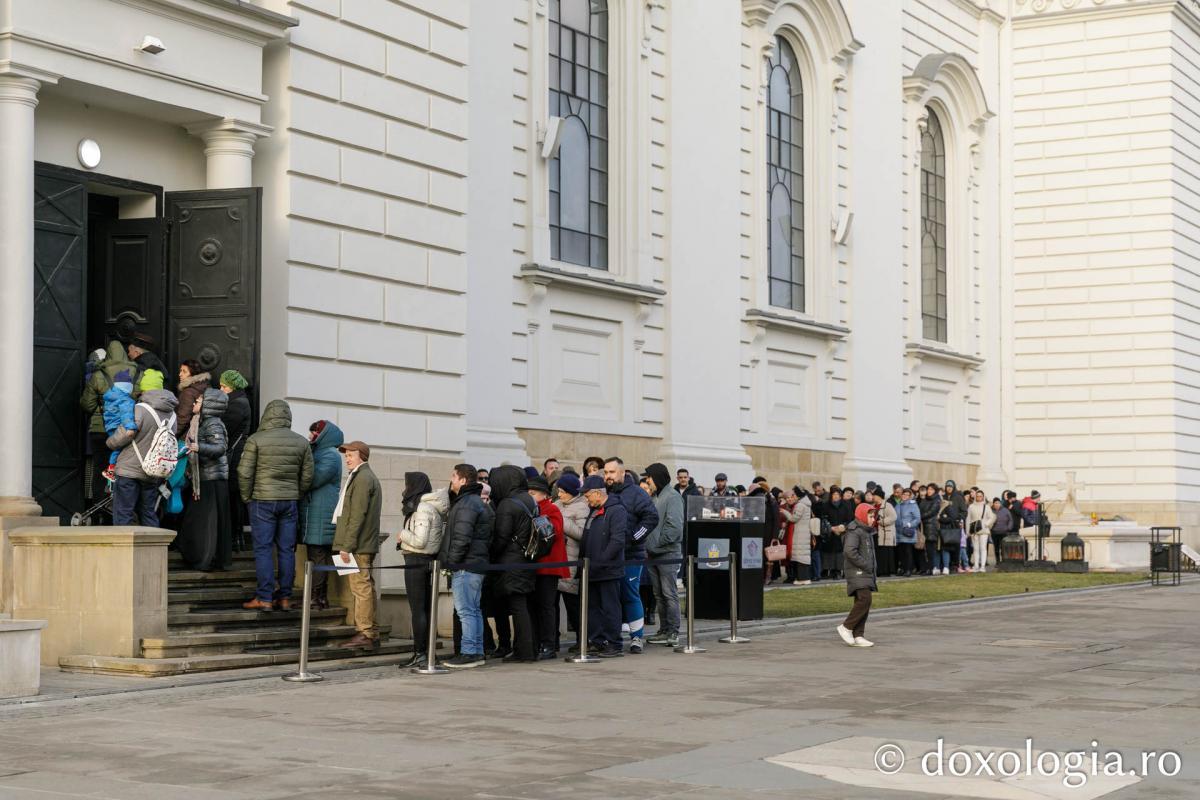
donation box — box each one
[685,495,766,621]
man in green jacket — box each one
[332,440,382,649]
[238,400,314,611]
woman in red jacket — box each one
[528,476,568,659]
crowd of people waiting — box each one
[82,336,1050,663]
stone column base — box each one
[0,514,58,616]
[656,441,756,488]
[11,527,175,665]
[0,619,46,697]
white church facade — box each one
[0,0,1197,543]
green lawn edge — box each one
[762,572,1149,618]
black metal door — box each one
[87,208,165,350]
[165,189,261,391]
[32,168,87,522]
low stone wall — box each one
[11,527,175,666]
[0,619,46,697]
[0,515,58,615]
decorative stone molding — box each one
[903,53,993,130]
[743,0,781,26]
[1013,0,1194,16]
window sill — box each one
[744,308,850,340]
[905,341,984,369]
[519,262,665,302]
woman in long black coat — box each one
[486,465,538,662]
[219,370,253,549]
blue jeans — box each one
[112,477,160,526]
[452,570,485,656]
[621,565,644,639]
[939,549,951,570]
[810,550,822,580]
[249,500,297,601]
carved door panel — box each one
[164,189,261,391]
[32,168,88,522]
[88,214,165,349]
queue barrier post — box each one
[568,557,600,663]
[282,560,324,682]
[674,555,706,654]
[413,559,449,675]
[719,551,750,644]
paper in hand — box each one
[333,553,359,576]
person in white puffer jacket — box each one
[397,472,449,669]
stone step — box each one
[168,551,256,567]
[167,569,258,590]
[60,637,417,677]
[167,586,252,608]
[167,606,348,634]
[140,624,393,658]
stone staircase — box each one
[59,551,414,676]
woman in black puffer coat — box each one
[485,465,538,662]
[918,485,942,575]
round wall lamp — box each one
[77,138,102,170]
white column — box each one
[840,1,911,489]
[0,76,42,517]
[657,0,754,484]
[186,119,271,189]
[464,0,529,468]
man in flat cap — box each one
[332,440,383,650]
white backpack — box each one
[131,403,179,479]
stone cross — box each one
[1055,470,1087,521]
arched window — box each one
[549,0,608,270]
[767,36,804,312]
[920,107,948,343]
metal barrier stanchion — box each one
[413,559,449,674]
[719,551,750,644]
[568,558,600,663]
[283,561,324,682]
[674,555,706,654]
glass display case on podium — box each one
[685,495,766,620]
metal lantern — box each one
[1058,531,1088,573]
[1001,532,1027,565]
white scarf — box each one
[332,463,361,524]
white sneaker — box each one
[980,566,986,573]
[853,636,874,647]
[942,567,950,575]
[836,625,855,646]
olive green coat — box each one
[237,400,314,502]
[332,463,382,555]
[79,341,139,434]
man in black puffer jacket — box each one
[602,457,658,654]
[440,464,494,669]
[485,465,538,662]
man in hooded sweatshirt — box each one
[105,382,178,526]
[641,462,683,647]
[602,456,658,654]
[238,400,314,612]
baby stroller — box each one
[70,441,189,525]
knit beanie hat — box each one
[582,475,606,493]
[854,502,873,527]
[220,369,248,390]
[557,473,582,497]
[139,369,164,391]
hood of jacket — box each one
[312,420,344,451]
[487,464,527,504]
[139,389,177,413]
[104,340,128,363]
[644,462,671,496]
[421,488,450,515]
[179,371,211,391]
[258,399,293,431]
[199,387,227,419]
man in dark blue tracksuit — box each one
[603,457,659,653]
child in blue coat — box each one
[101,370,137,479]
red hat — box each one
[854,502,873,527]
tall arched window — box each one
[767,36,804,312]
[920,107,948,342]
[549,0,608,270]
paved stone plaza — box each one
[1,580,1197,799]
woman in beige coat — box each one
[873,487,897,577]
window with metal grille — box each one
[920,107,948,343]
[766,36,805,312]
[549,0,608,270]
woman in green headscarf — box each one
[219,370,252,561]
